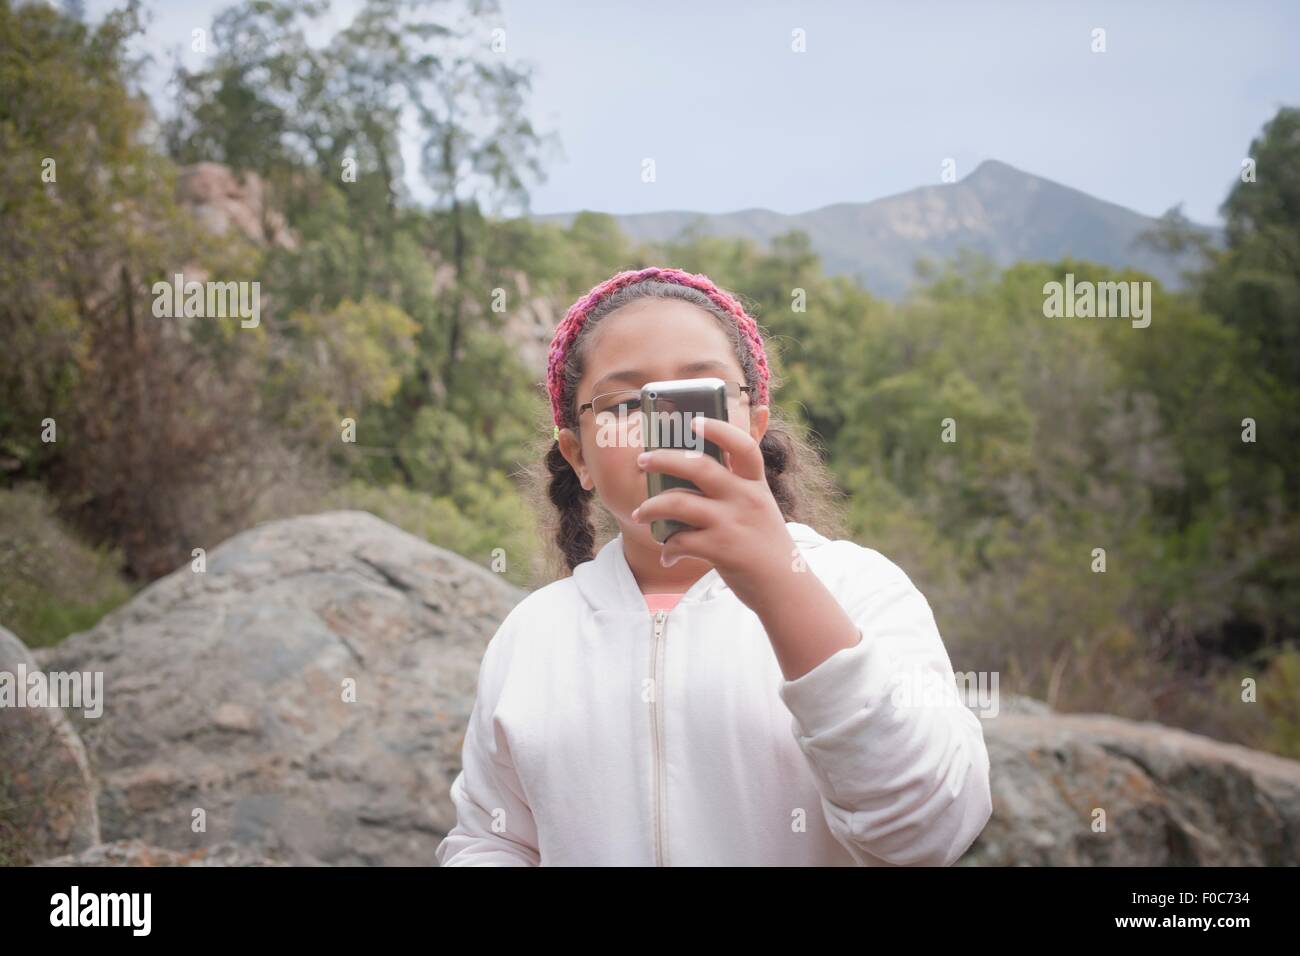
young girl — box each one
[435,266,992,866]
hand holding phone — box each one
[640,376,729,544]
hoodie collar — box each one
[572,521,832,614]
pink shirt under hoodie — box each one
[643,592,685,613]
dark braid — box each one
[760,428,797,520]
[759,411,847,536]
[546,441,597,571]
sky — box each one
[84,0,1300,226]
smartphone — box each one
[640,376,729,544]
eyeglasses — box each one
[578,380,752,420]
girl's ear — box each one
[557,427,594,491]
[748,405,770,445]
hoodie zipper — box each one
[650,608,669,867]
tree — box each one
[0,0,270,577]
[1201,106,1300,506]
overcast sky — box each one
[86,0,1300,225]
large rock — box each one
[176,162,297,249]
[33,511,522,865]
[0,625,101,865]
[33,838,285,867]
[968,707,1300,865]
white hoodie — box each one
[436,520,992,866]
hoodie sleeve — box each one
[776,547,992,866]
[436,620,541,867]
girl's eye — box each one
[615,398,642,415]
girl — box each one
[435,266,992,866]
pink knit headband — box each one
[545,267,771,432]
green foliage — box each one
[269,297,420,440]
[0,485,134,648]
[1199,107,1300,507]
[0,0,183,476]
[0,0,279,578]
[1252,645,1300,759]
[321,473,538,589]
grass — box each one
[0,484,135,649]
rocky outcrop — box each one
[427,258,557,376]
[968,708,1300,865]
[0,626,100,865]
[497,269,560,374]
[31,511,522,866]
[173,162,561,377]
[9,511,1300,866]
[32,837,285,867]
[176,162,297,249]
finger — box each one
[690,416,764,482]
[660,527,713,568]
[638,446,735,499]
[633,487,719,531]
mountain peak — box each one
[967,159,1028,182]
[527,159,1218,301]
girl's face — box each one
[557,298,770,549]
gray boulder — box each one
[33,837,285,867]
[967,708,1300,865]
[0,625,101,865]
[33,511,522,865]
